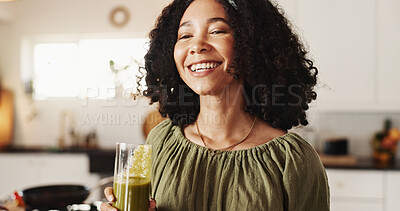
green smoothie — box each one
[113,177,150,211]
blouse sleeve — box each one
[145,119,173,146]
[145,119,173,167]
[281,135,330,211]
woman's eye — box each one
[211,30,226,34]
[179,34,192,40]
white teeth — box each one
[196,68,208,73]
[189,62,220,72]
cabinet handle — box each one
[337,182,344,189]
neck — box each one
[196,84,254,145]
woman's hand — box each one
[100,187,156,211]
[100,187,116,211]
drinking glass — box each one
[113,143,152,211]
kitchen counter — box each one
[2,146,400,171]
[0,145,112,153]
[0,146,116,174]
[324,157,400,171]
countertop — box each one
[323,157,400,171]
[0,145,114,153]
[2,146,400,171]
[0,146,116,174]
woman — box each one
[102,0,329,210]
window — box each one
[32,38,149,100]
[34,43,79,98]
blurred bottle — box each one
[372,119,400,164]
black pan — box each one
[22,184,91,208]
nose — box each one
[189,36,211,55]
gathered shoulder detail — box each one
[146,119,174,145]
[146,119,320,169]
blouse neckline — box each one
[171,123,295,156]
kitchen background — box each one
[0,0,399,210]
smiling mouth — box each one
[188,62,222,72]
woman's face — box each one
[174,0,238,96]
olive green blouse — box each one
[146,119,330,211]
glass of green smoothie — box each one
[113,143,152,211]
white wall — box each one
[0,2,14,21]
[0,0,170,148]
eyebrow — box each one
[178,17,230,29]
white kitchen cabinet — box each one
[377,0,400,105]
[0,154,40,198]
[326,169,384,211]
[38,154,97,185]
[0,153,100,200]
[330,200,383,211]
[327,169,383,198]
[327,169,400,211]
[385,171,400,211]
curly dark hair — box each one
[142,0,318,130]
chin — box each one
[186,79,237,96]
[194,86,225,96]
[192,87,212,96]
